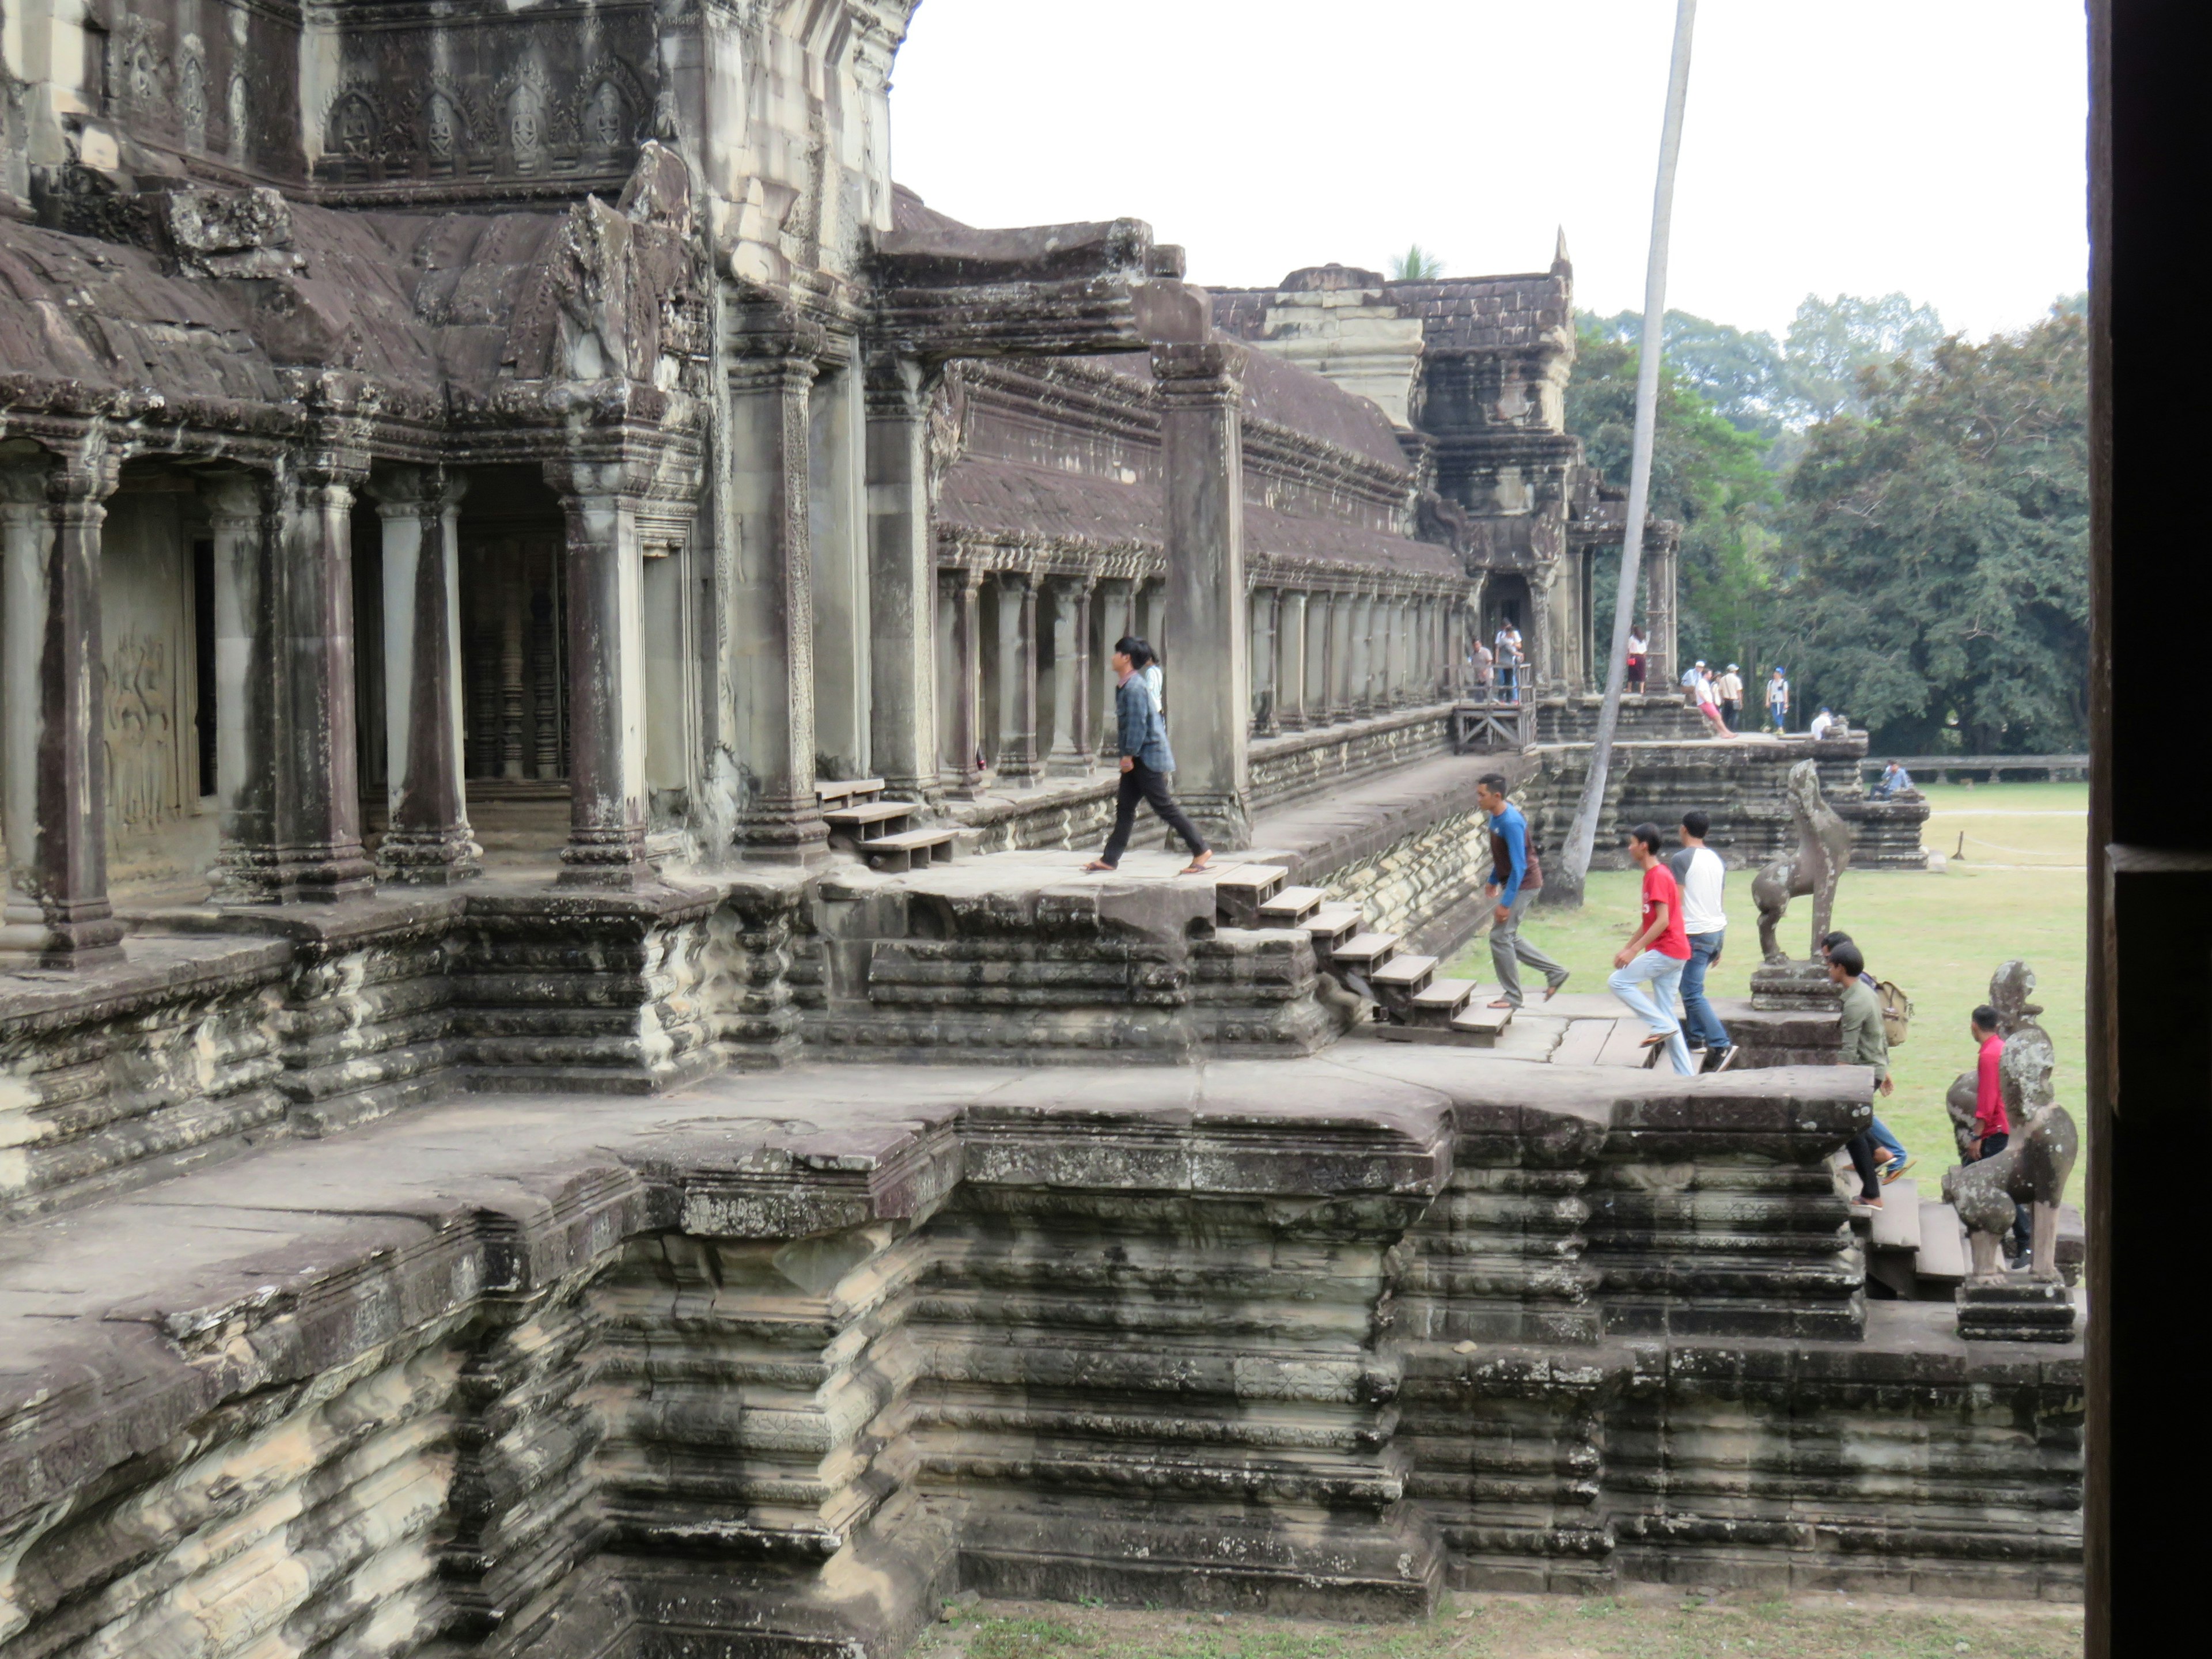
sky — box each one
[888,0,2089,343]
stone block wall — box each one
[0,1073,2081,1657]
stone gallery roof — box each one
[1088,348,1410,472]
[1377,272,1573,355]
[937,454,1458,577]
[0,204,565,405]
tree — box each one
[1584,308,1789,438]
[1567,323,1780,671]
[1390,244,1445,281]
[1777,305,2088,753]
[1781,291,1947,423]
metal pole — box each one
[1550,0,1698,904]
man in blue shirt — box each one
[1871,760,1915,798]
[1085,637,1211,874]
[1478,774,1570,1009]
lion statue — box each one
[1752,760,1853,964]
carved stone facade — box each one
[0,7,2028,1656]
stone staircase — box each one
[819,778,962,873]
[1213,864,1511,1047]
[1840,1160,2088,1300]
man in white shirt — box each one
[1496,625,1524,702]
[1691,665,1729,739]
[1809,706,1838,741]
[1715,663,1744,731]
[1664,809,1735,1071]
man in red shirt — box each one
[1608,821,1695,1075]
[1965,1004,2033,1264]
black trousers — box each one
[1100,761,1207,865]
[1846,1129,1883,1200]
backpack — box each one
[1877,980,1913,1047]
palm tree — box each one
[1390,244,1445,281]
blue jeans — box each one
[1869,1118,1907,1168]
[1608,949,1694,1075]
[1679,930,1730,1050]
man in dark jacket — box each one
[1085,637,1211,874]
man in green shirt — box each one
[1828,940,1892,1214]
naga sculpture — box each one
[1940,961,2080,1282]
[1753,759,1853,964]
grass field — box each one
[1444,783,2088,1170]
[919,1595,2082,1659]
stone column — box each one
[1382,597,1405,706]
[273,458,374,900]
[810,349,869,781]
[865,355,938,800]
[993,571,1041,785]
[1046,577,1094,777]
[1325,591,1351,721]
[200,473,282,904]
[545,465,652,888]
[1249,585,1278,737]
[0,452,125,965]
[727,334,830,859]
[1096,577,1134,761]
[1528,566,1559,701]
[370,468,478,884]
[1277,590,1308,730]
[943,568,986,797]
[1348,590,1373,714]
[1154,340,1251,846]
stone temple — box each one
[0,5,2059,1654]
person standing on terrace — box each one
[1478,774,1569,1010]
[1085,638,1210,876]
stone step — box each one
[824,800,914,833]
[1552,1018,1611,1066]
[1914,1199,1969,1289]
[816,777,885,808]
[1594,1019,1661,1067]
[1212,865,1290,928]
[1449,1001,1513,1044]
[859,828,958,873]
[1329,933,1399,973]
[1868,1178,1924,1254]
[1256,885,1328,925]
[1370,953,1438,1001]
[1407,977,1476,1027]
[1303,904,1365,955]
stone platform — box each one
[0,1045,2080,1657]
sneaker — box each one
[1879,1156,1915,1184]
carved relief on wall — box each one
[178,36,208,152]
[105,633,179,835]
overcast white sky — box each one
[889,0,2088,342]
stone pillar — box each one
[1348,591,1373,714]
[1249,585,1278,737]
[1325,591,1352,721]
[370,468,477,884]
[1382,597,1406,706]
[273,459,374,900]
[201,474,282,904]
[727,334,830,859]
[547,464,650,888]
[865,355,938,800]
[810,349,869,781]
[994,572,1041,785]
[1278,590,1308,730]
[1046,577,1094,777]
[1096,577,1135,761]
[943,569,986,797]
[0,451,125,965]
[1528,566,1558,701]
[1154,340,1251,847]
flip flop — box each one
[1179,854,1213,874]
[1488,998,1517,1009]
[1639,1031,1671,1048]
[1543,977,1568,1001]
[1082,861,1115,873]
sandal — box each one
[1082,860,1116,873]
[1543,976,1568,1001]
[1179,852,1213,875]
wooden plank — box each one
[1257,885,1328,922]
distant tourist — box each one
[1084,637,1210,876]
[1666,810,1736,1071]
[1809,706,1838,742]
[1822,930,1911,1184]
[1872,759,1915,798]
[1476,774,1570,1009]
[1766,666,1790,734]
[1967,1004,2033,1266]
[1692,665,1730,740]
[1474,638,1495,698]
[1681,659,1705,704]
[1496,624,1524,702]
[1626,626,1649,693]
[1827,938,1893,1213]
[1716,664,1744,731]
[1609,822,1696,1074]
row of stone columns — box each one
[1245,586,1462,735]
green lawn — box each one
[923,1594,2081,1659]
[1445,783,2088,1172]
